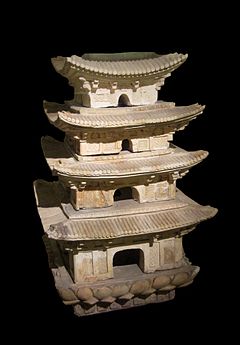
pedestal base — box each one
[73,289,176,316]
[43,235,199,316]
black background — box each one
[11,9,233,340]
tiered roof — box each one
[34,181,217,241]
[42,137,208,179]
[44,101,204,131]
[37,51,217,244]
[52,52,188,82]
[48,204,215,241]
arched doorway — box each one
[118,94,131,107]
[113,187,139,202]
[113,249,144,274]
[121,139,131,151]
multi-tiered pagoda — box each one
[34,52,217,316]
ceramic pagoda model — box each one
[34,52,217,316]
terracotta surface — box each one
[51,52,188,107]
[35,51,217,316]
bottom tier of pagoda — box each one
[35,179,216,316]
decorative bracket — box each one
[131,80,140,91]
[109,81,118,93]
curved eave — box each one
[46,204,217,241]
[51,150,208,179]
[52,52,188,81]
[44,103,205,130]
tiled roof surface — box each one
[47,204,217,241]
[34,181,218,241]
[45,102,204,129]
[51,149,208,177]
[52,52,187,79]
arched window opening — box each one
[121,139,130,151]
[113,186,140,203]
[114,187,133,201]
[118,94,131,107]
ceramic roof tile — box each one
[52,53,188,78]
[47,204,217,241]
[44,102,204,129]
[48,149,208,177]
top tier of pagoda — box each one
[51,52,187,108]
[45,52,204,160]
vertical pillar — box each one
[73,252,93,283]
[92,250,109,278]
[148,242,160,272]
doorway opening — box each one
[118,94,131,107]
[114,187,133,201]
[121,139,131,151]
[113,249,144,277]
[113,186,140,202]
